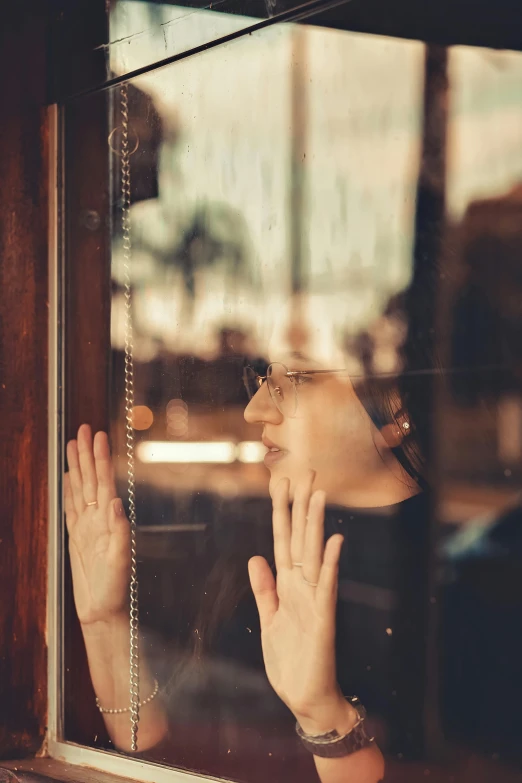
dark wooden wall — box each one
[0,0,113,754]
[0,0,110,760]
[0,2,50,759]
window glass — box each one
[109,0,293,78]
[63,11,522,783]
[438,47,522,764]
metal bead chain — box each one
[120,81,140,752]
[96,679,159,715]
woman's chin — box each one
[267,464,302,501]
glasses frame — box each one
[243,362,346,417]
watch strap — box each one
[295,697,375,758]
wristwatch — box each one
[295,696,375,758]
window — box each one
[48,3,522,782]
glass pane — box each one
[439,45,522,769]
[63,12,522,783]
[109,1,265,78]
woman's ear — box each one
[380,409,411,448]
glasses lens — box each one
[267,363,297,417]
[242,366,260,400]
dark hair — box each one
[353,287,437,494]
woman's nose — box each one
[244,381,283,424]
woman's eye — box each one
[292,374,313,387]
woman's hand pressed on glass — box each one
[64,425,167,750]
[64,424,131,627]
[248,471,356,736]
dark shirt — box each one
[140,492,430,782]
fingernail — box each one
[114,499,124,516]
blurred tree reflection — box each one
[169,202,253,302]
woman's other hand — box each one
[64,424,131,627]
[248,471,355,735]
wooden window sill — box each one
[0,760,141,783]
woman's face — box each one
[244,351,412,507]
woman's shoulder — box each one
[325,490,430,535]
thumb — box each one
[248,556,278,630]
[108,497,130,538]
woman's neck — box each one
[327,464,421,509]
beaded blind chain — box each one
[96,679,159,715]
[120,81,140,752]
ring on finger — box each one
[86,500,98,507]
[292,562,303,568]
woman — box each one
[65,295,432,783]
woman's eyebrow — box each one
[270,351,322,367]
[288,351,320,363]
[288,351,323,367]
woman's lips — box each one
[263,447,287,467]
[262,436,287,467]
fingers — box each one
[302,490,326,587]
[94,431,117,508]
[272,478,292,571]
[66,425,114,515]
[316,534,344,613]
[248,556,278,629]
[290,470,315,566]
[77,424,98,505]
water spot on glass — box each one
[430,596,437,604]
[504,468,512,477]
[366,665,372,671]
[246,627,252,633]
[386,627,393,636]
[397,752,403,759]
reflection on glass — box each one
[64,13,522,783]
[438,46,522,768]
[109,0,275,80]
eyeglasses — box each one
[242,362,346,418]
